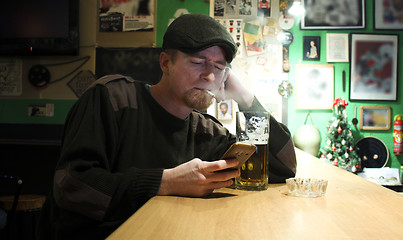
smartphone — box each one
[221,142,256,169]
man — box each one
[36,14,296,239]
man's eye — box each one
[215,65,225,71]
[191,60,204,65]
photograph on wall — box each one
[374,0,403,29]
[295,64,334,110]
[359,106,391,130]
[303,36,320,61]
[214,0,256,18]
[99,0,154,32]
[349,34,398,101]
[217,100,233,121]
[326,33,349,62]
[301,0,365,29]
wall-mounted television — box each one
[0,0,79,56]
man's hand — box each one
[215,68,254,109]
[157,158,240,197]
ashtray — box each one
[286,177,328,197]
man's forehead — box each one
[186,49,227,65]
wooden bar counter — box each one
[108,149,403,240]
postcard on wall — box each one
[243,21,265,56]
[0,58,22,96]
[326,33,349,62]
[99,0,154,32]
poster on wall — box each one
[349,34,398,101]
[0,58,22,96]
[99,0,154,32]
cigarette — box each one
[204,90,216,98]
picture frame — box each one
[359,106,391,130]
[217,99,233,121]
[374,0,403,29]
[349,34,398,101]
[295,64,334,110]
[301,0,365,30]
[303,36,320,61]
[326,33,349,62]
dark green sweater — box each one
[36,75,296,239]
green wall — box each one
[287,0,403,169]
[0,99,75,124]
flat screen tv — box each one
[0,0,79,56]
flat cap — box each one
[162,14,237,63]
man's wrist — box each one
[236,92,255,109]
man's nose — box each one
[200,63,216,82]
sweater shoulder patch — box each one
[95,74,138,111]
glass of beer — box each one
[235,111,269,191]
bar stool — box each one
[0,175,46,240]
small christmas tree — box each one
[320,97,361,172]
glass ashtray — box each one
[286,178,328,197]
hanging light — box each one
[288,0,305,16]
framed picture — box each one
[349,34,398,101]
[295,64,334,110]
[326,33,349,62]
[360,106,391,130]
[217,100,233,121]
[301,0,365,30]
[374,0,403,29]
[303,36,320,61]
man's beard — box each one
[183,89,213,111]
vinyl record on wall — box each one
[355,137,389,168]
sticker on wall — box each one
[28,104,54,117]
[219,18,244,57]
[258,0,271,17]
[0,58,22,96]
[68,70,96,98]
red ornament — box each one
[337,127,342,133]
[349,146,353,152]
[327,125,330,130]
[333,160,338,165]
[332,146,336,151]
[333,97,348,108]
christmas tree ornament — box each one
[337,126,342,133]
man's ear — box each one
[159,51,171,74]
